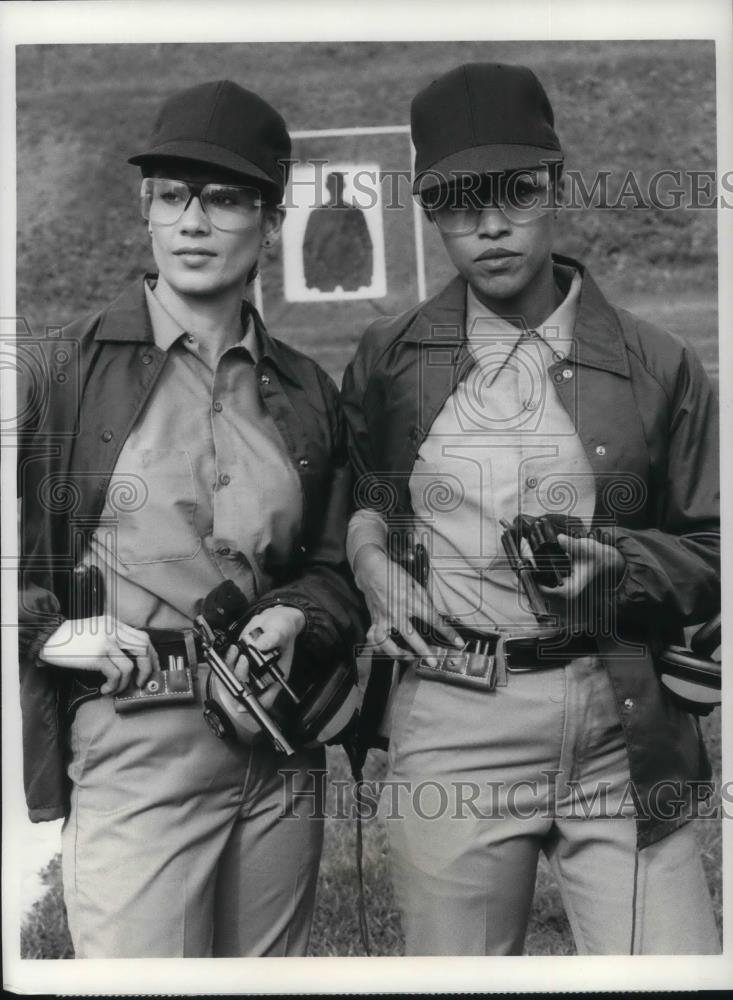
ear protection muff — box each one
[292,661,361,748]
[656,613,721,716]
[203,652,360,749]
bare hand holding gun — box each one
[224,605,305,710]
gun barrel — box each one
[263,662,301,704]
[245,643,300,704]
[196,628,296,756]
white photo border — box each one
[2,0,731,994]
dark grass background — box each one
[16,39,720,958]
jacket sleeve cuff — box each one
[23,617,65,667]
[18,586,65,666]
[346,509,388,570]
[591,526,655,609]
[244,590,342,660]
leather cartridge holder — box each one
[414,626,598,691]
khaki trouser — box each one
[61,667,325,958]
[386,655,720,955]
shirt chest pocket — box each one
[110,448,201,565]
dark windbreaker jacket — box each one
[17,276,365,822]
[340,254,720,849]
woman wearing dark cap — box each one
[342,63,719,955]
[17,80,364,957]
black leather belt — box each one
[452,624,598,671]
[411,623,598,692]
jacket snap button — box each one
[219,473,231,486]
[146,679,160,693]
[526,476,537,489]
[141,353,153,365]
[260,373,271,385]
[299,458,309,468]
[596,445,606,456]
[562,368,573,380]
[300,545,307,554]
[55,350,69,364]
[101,429,113,442]
[553,372,564,384]
[56,372,67,383]
[213,401,223,413]
[624,698,634,710]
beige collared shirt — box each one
[348,266,596,630]
[85,280,302,629]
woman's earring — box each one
[262,236,273,248]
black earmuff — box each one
[293,661,360,747]
[656,614,721,716]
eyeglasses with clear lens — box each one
[428,171,554,234]
[140,178,263,232]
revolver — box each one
[193,613,298,756]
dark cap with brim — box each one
[129,141,277,190]
[128,80,291,200]
[416,144,564,199]
[412,62,563,198]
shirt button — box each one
[101,429,113,442]
[219,473,231,486]
[217,546,231,556]
[562,368,574,380]
[185,333,195,344]
[624,698,634,710]
[526,476,538,489]
[300,545,307,554]
[299,458,309,468]
[141,353,153,365]
[595,445,606,456]
[213,401,223,412]
[260,373,271,385]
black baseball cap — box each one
[129,80,291,200]
[412,63,563,198]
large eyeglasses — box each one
[426,170,554,234]
[140,178,263,232]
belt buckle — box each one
[500,628,570,677]
[498,635,534,678]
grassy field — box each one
[16,39,720,958]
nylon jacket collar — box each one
[402,254,631,379]
[93,274,303,387]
